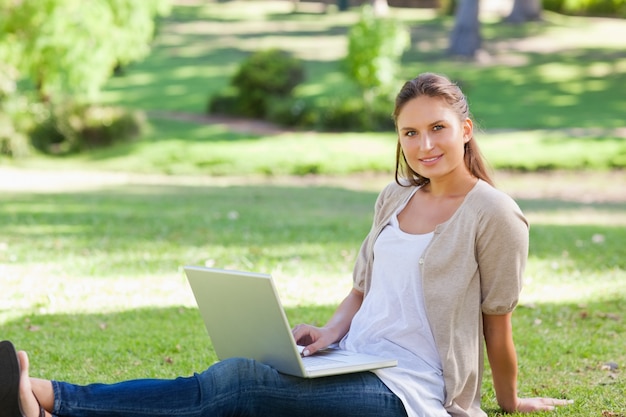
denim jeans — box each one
[51,357,408,417]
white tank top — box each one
[340,199,448,417]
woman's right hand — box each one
[291,288,364,357]
[291,324,338,357]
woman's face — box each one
[396,95,472,183]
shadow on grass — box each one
[2,298,623,415]
[1,304,335,383]
[102,1,626,133]
[2,183,625,274]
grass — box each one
[5,0,625,175]
[5,117,625,176]
[1,1,625,415]
[96,2,626,131]
[1,175,625,415]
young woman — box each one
[1,73,572,417]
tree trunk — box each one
[448,0,481,58]
[505,0,542,23]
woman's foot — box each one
[0,340,23,417]
[17,351,46,417]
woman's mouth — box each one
[419,155,443,165]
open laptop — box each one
[184,265,397,378]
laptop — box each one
[184,265,397,378]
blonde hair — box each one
[393,73,493,187]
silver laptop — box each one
[184,265,397,378]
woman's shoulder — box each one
[465,180,528,228]
[468,179,522,211]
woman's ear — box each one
[463,118,473,143]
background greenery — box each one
[1,1,625,416]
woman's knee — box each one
[194,358,284,414]
[195,358,279,392]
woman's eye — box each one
[433,125,444,131]
[406,131,416,137]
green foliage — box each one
[265,97,313,128]
[344,5,410,98]
[0,66,47,157]
[30,103,147,155]
[232,49,305,98]
[0,0,171,102]
[544,0,626,16]
[319,5,410,131]
[0,116,30,158]
[311,94,395,132]
[217,48,306,118]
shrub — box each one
[0,115,30,158]
[345,5,410,100]
[206,87,240,115]
[0,80,47,158]
[313,94,394,132]
[210,48,305,119]
[265,97,313,127]
[544,0,626,16]
[30,103,146,155]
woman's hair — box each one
[392,72,493,187]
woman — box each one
[1,73,572,417]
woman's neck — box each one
[424,174,478,198]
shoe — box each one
[0,340,23,417]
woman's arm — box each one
[484,313,574,413]
[483,312,519,412]
[292,288,364,356]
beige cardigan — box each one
[352,180,529,417]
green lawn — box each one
[1,172,624,415]
[6,0,624,175]
[1,1,625,415]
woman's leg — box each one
[47,358,406,417]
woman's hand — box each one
[515,397,574,413]
[291,288,364,357]
[291,324,338,356]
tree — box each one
[505,0,542,23]
[0,0,171,103]
[448,0,481,58]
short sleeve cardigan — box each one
[352,179,529,417]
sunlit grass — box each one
[97,2,626,133]
[2,2,626,414]
[1,175,624,415]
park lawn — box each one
[98,1,626,130]
[4,0,626,175]
[1,175,624,416]
[1,1,625,415]
[6,0,623,175]
[5,117,626,176]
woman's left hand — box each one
[515,397,574,413]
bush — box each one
[265,97,313,127]
[206,87,240,115]
[0,80,47,158]
[207,44,402,132]
[30,103,146,155]
[0,114,30,158]
[209,48,306,119]
[313,95,394,132]
[544,0,626,16]
[345,6,410,99]
[232,49,304,97]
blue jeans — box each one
[51,358,408,417]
